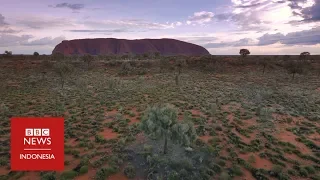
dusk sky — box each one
[0,0,319,55]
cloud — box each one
[214,0,278,31]
[258,33,285,45]
[83,19,175,31]
[67,29,126,33]
[214,0,318,32]
[49,3,85,10]
[175,21,182,26]
[0,34,65,47]
[187,11,214,25]
[0,28,21,34]
[0,14,9,26]
[21,36,65,46]
[301,0,320,22]
[176,36,218,45]
[17,17,73,29]
[287,0,319,22]
[258,27,320,45]
[215,11,271,31]
[0,34,32,47]
[203,38,256,48]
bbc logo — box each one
[25,128,50,136]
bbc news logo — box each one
[21,128,53,160]
[11,117,64,171]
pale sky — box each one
[0,0,319,55]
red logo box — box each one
[11,117,64,171]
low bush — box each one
[124,163,136,178]
[60,170,78,180]
[79,166,88,174]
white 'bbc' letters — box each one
[25,128,50,136]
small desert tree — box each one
[239,49,250,58]
[4,50,12,56]
[299,52,310,61]
[154,52,160,59]
[82,54,94,69]
[143,53,149,59]
[140,104,196,154]
[239,49,250,64]
[52,52,65,61]
[174,58,187,85]
[259,57,271,74]
[53,62,73,89]
[175,58,187,75]
[285,60,303,80]
[159,58,169,73]
[33,52,39,56]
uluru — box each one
[52,38,210,56]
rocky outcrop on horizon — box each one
[52,38,210,56]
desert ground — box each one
[0,54,320,180]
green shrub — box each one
[217,159,226,167]
[209,162,221,173]
[287,169,297,176]
[79,166,88,174]
[272,165,283,174]
[248,154,256,163]
[95,167,117,180]
[124,163,136,178]
[60,170,78,180]
[305,166,316,174]
[311,174,320,180]
[41,172,56,180]
[168,170,179,180]
[231,165,243,176]
[179,169,188,178]
[0,157,8,166]
[299,168,309,177]
[143,144,153,153]
[80,157,89,166]
[220,172,230,180]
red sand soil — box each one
[272,113,305,124]
[239,153,273,170]
[199,135,212,143]
[232,129,254,144]
[127,116,140,125]
[307,133,320,146]
[285,153,314,165]
[108,172,128,180]
[64,154,81,170]
[0,167,10,176]
[105,109,118,117]
[222,103,242,112]
[6,80,20,88]
[125,108,140,125]
[243,117,257,127]
[19,172,41,180]
[66,138,78,147]
[103,109,119,123]
[227,114,234,122]
[275,130,312,154]
[190,109,204,117]
[100,128,118,139]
